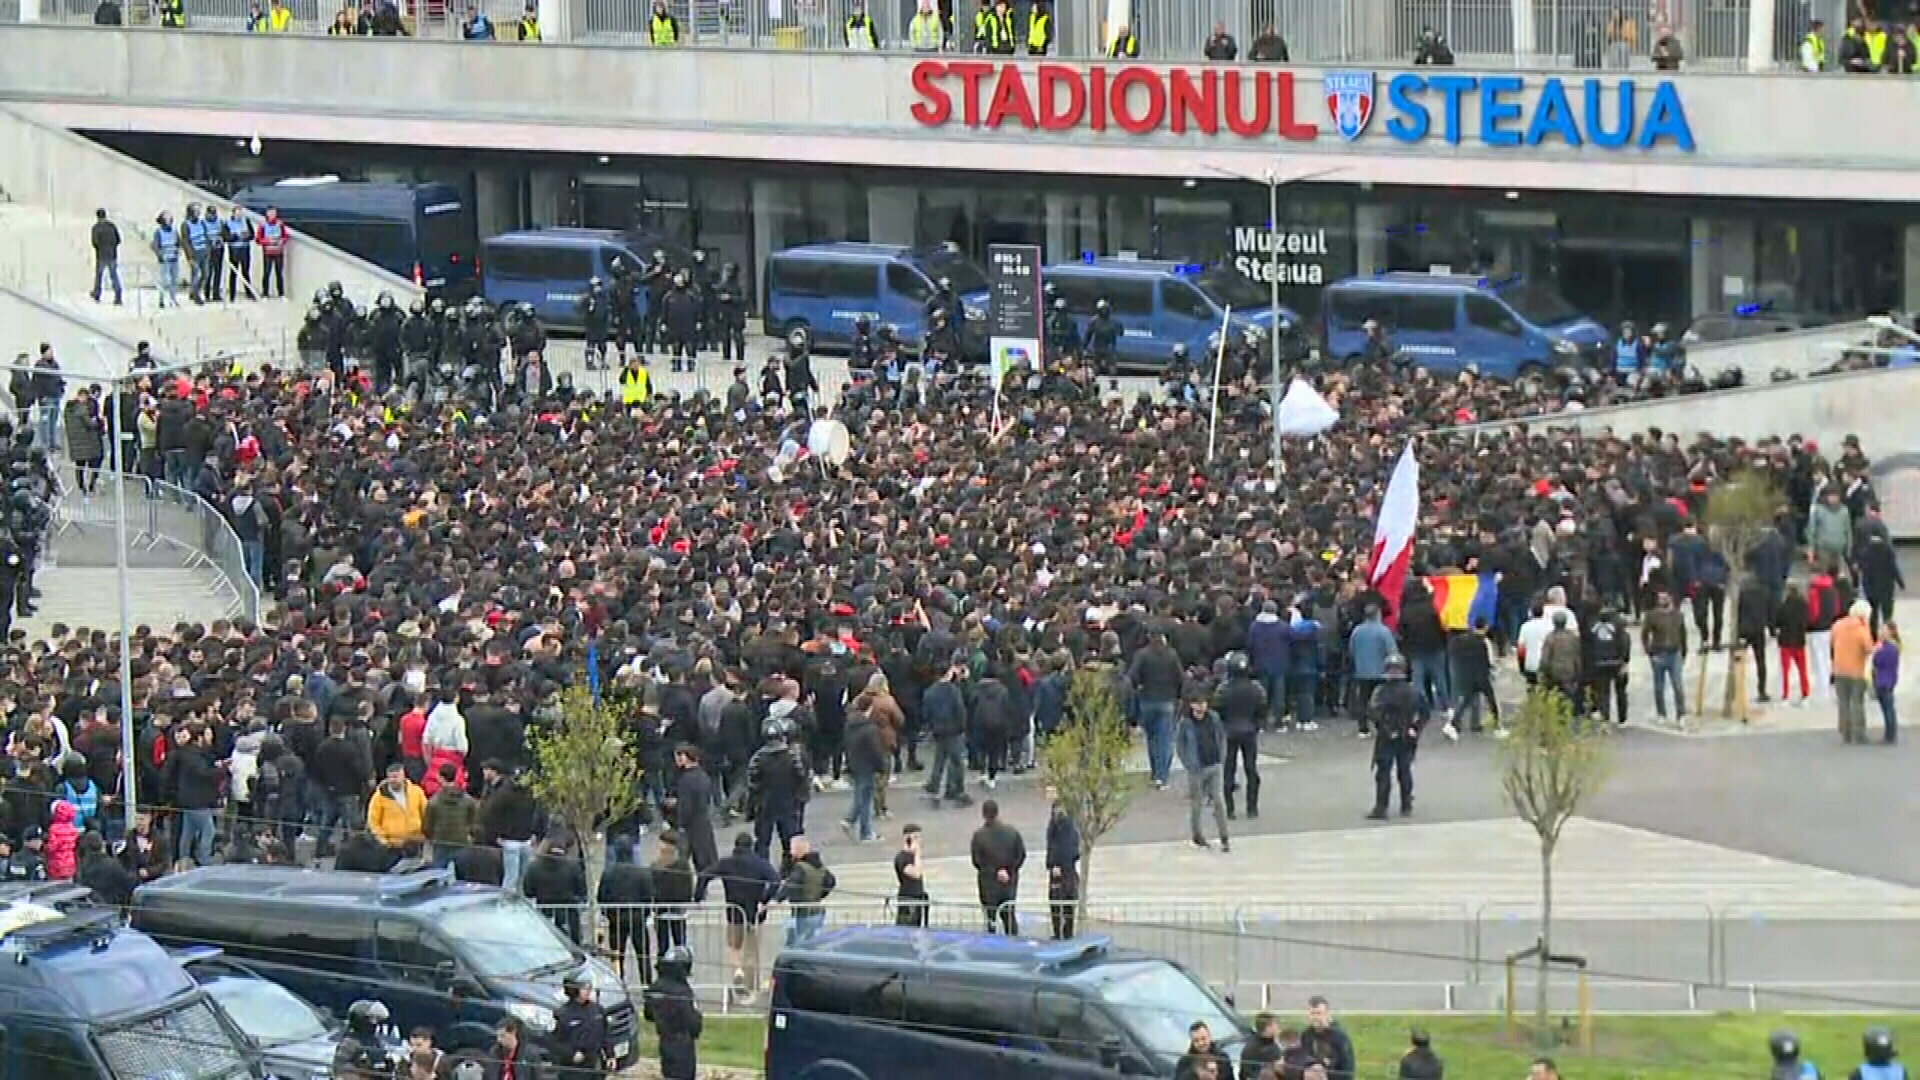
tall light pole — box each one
[1197,164,1344,481]
[4,345,206,841]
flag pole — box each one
[1206,305,1232,464]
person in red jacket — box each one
[398,698,429,782]
[44,800,79,881]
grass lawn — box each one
[694,1012,1908,1077]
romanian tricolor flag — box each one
[1425,573,1500,632]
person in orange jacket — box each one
[1832,600,1877,745]
[367,761,429,849]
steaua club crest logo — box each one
[1323,71,1376,140]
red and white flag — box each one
[1366,441,1420,627]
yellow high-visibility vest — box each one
[650,13,678,44]
[1867,28,1888,67]
[1803,31,1826,68]
[268,6,292,30]
[621,367,651,405]
[1026,10,1050,51]
[519,15,540,39]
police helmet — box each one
[345,999,390,1039]
[673,270,690,288]
[377,291,395,309]
[1225,651,1250,676]
[1383,653,1410,679]
[1053,297,1067,312]
[1170,343,1189,363]
[464,297,488,318]
[1769,1032,1802,1065]
[519,302,536,320]
[786,327,810,350]
[327,281,344,299]
[589,276,604,290]
[562,972,590,995]
[1864,1029,1897,1064]
[609,256,625,273]
[854,316,871,331]
[660,944,694,977]
[878,323,899,344]
[652,249,666,263]
[937,276,952,292]
[430,297,446,315]
[692,249,707,263]
[410,298,426,316]
[312,288,327,306]
[1095,298,1111,313]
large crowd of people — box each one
[0,325,1894,984]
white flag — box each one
[1275,378,1339,437]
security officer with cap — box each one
[555,972,609,1080]
[644,944,703,1080]
[1083,298,1121,374]
[1772,1031,1820,1080]
[1852,1029,1904,1080]
[1367,654,1423,821]
[332,999,393,1080]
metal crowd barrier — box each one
[6,0,1849,70]
[539,896,1920,1015]
[51,472,262,622]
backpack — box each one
[253,758,283,808]
[57,781,98,831]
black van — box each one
[129,865,638,1070]
[766,927,1249,1079]
[0,891,262,1080]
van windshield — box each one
[442,898,580,979]
[1078,960,1240,1062]
[914,251,987,295]
[1191,267,1271,312]
[1495,281,1579,326]
[96,997,252,1080]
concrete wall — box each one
[1451,365,1920,452]
[0,103,420,312]
[3,28,1920,201]
[1686,320,1876,380]
[0,283,140,380]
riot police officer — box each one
[1082,298,1121,374]
[555,973,608,1080]
[365,291,405,392]
[782,331,818,413]
[850,316,876,371]
[925,275,958,326]
[400,298,438,394]
[460,297,505,409]
[320,281,357,376]
[1772,1031,1819,1080]
[331,999,393,1080]
[0,530,21,639]
[1367,654,1423,821]
[609,257,642,365]
[642,250,672,355]
[643,945,704,1080]
[1212,651,1268,819]
[689,249,717,350]
[296,306,329,376]
[923,309,960,370]
[1851,1029,1903,1080]
[714,262,747,364]
[1044,297,1077,363]
[580,277,613,370]
[661,270,702,373]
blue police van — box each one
[1042,256,1298,372]
[129,865,640,1071]
[1321,272,1608,377]
[232,178,476,296]
[481,227,682,331]
[764,242,989,355]
[765,927,1249,1080]
[0,888,263,1080]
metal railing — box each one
[537,896,1920,1014]
[5,0,1856,70]
[50,472,262,621]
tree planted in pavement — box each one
[1039,667,1138,918]
[1702,467,1779,719]
[528,684,643,940]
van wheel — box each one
[781,321,812,352]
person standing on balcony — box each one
[461,4,495,39]
[1248,23,1289,61]
[1024,0,1050,55]
[158,0,186,29]
[1801,18,1828,70]
[907,0,944,51]
[1107,20,1138,57]
[89,209,122,307]
[256,207,288,299]
[1651,21,1684,69]
[1412,25,1452,65]
[845,1,878,48]
[517,2,540,40]
[1204,21,1237,61]
[649,0,679,45]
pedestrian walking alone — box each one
[89,209,122,305]
[969,798,1024,934]
[1175,694,1230,851]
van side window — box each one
[1394,294,1457,334]
[376,920,457,986]
[17,1027,89,1080]
[1327,290,1378,330]
[1105,279,1155,318]
[1160,281,1210,320]
[489,246,593,282]
[900,978,1038,1051]
[1466,294,1524,336]
[1033,990,1112,1063]
[1048,275,1100,316]
[778,966,902,1022]
[886,264,933,304]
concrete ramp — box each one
[1686,320,1878,380]
[0,103,420,367]
[0,279,140,374]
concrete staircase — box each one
[18,564,237,639]
[0,203,297,368]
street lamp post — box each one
[2,344,205,841]
[1198,164,1344,481]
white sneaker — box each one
[984,776,997,791]
[1357,729,1372,739]
[1304,721,1319,732]
[1442,722,1459,742]
[1490,726,1510,739]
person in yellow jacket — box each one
[1108,22,1138,57]
[1025,0,1051,55]
[907,0,943,51]
[845,0,878,48]
[268,0,293,30]
[620,359,651,406]
[367,762,428,849]
[518,1,540,39]
[649,0,680,45]
[158,0,186,28]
